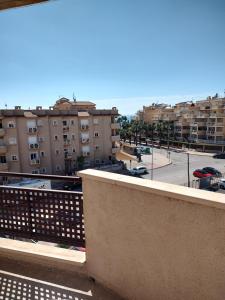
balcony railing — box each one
[0,128,5,137]
[0,172,85,247]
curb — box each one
[152,160,172,170]
[185,151,215,157]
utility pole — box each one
[187,152,190,187]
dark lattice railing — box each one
[0,186,85,247]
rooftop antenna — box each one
[73,93,77,102]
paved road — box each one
[142,148,225,186]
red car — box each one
[193,169,212,178]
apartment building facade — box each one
[137,96,225,144]
[0,98,120,175]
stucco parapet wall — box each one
[0,109,118,117]
[78,169,225,210]
[0,238,86,274]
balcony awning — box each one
[0,0,48,10]
[24,111,37,118]
[78,111,90,117]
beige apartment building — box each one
[0,98,120,175]
[137,96,225,144]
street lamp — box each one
[187,152,190,187]
[151,142,154,180]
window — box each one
[40,151,45,157]
[95,159,100,164]
[55,149,60,155]
[56,165,61,171]
[32,170,39,174]
[54,135,58,141]
[0,156,6,163]
[70,120,75,125]
[62,120,68,126]
[53,120,58,126]
[8,121,15,128]
[63,134,68,141]
[94,132,99,137]
[72,134,75,140]
[11,155,18,161]
[93,118,99,125]
[40,168,47,174]
[72,148,76,153]
[30,152,38,160]
[95,145,100,150]
[8,137,17,145]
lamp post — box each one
[151,141,154,180]
[187,152,190,187]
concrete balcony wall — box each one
[0,145,7,154]
[0,163,8,171]
[0,128,5,137]
[79,169,225,300]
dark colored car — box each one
[213,153,225,159]
[193,169,212,178]
[202,167,222,177]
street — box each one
[142,148,225,186]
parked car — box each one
[218,179,225,189]
[193,169,212,178]
[129,166,148,175]
[202,167,222,177]
[213,152,225,159]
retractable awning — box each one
[0,0,48,11]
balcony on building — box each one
[0,128,5,137]
[0,162,8,171]
[0,170,225,300]
[111,135,120,142]
[80,138,89,144]
[82,151,90,157]
[30,158,40,165]
[63,125,70,132]
[80,124,89,131]
[63,138,70,146]
[27,127,38,134]
[0,143,7,154]
[64,152,72,159]
[29,142,39,150]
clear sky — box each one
[0,0,225,114]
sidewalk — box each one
[116,150,171,170]
[185,150,216,157]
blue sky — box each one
[0,0,225,114]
